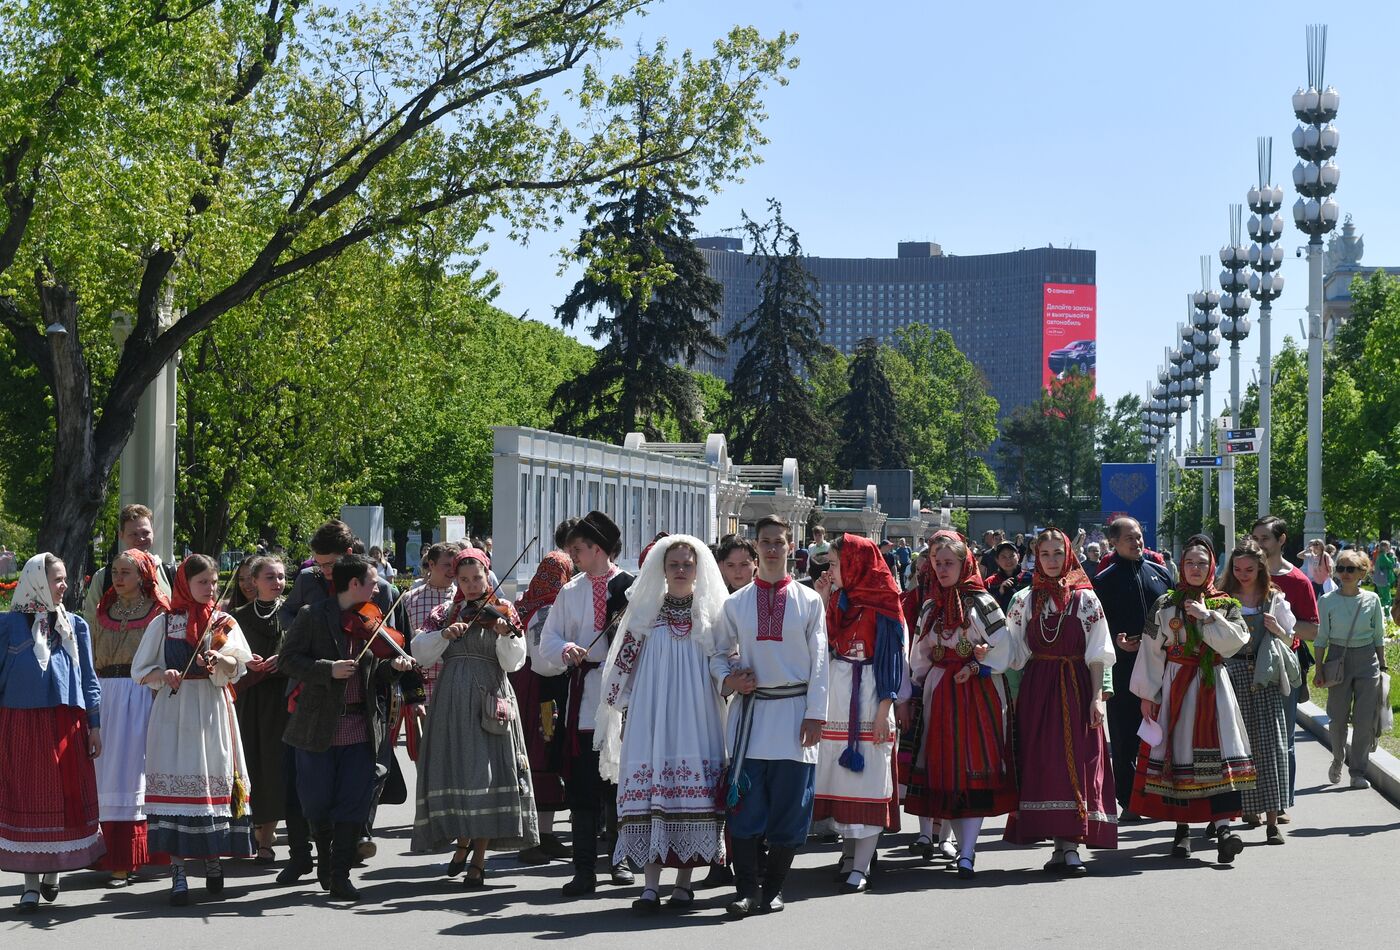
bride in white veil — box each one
[593,534,731,911]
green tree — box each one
[804,349,848,488]
[1098,393,1148,463]
[837,337,908,475]
[0,2,796,603]
[997,371,1099,528]
[549,43,730,442]
[722,199,836,474]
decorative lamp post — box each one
[1292,23,1340,544]
[1248,137,1286,516]
[1191,272,1222,534]
[1219,206,1253,547]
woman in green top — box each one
[1314,548,1388,790]
[1372,540,1396,612]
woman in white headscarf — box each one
[0,554,104,912]
[596,534,730,914]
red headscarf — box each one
[449,547,495,608]
[515,550,573,630]
[96,548,171,619]
[1030,528,1094,615]
[827,534,903,652]
[170,557,215,646]
[1177,533,1225,600]
[922,530,986,633]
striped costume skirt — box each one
[0,706,106,873]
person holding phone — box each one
[1090,517,1172,820]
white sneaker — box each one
[1328,760,1343,784]
[1350,775,1371,790]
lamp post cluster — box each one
[1141,24,1333,557]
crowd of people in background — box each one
[0,503,1394,917]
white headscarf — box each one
[594,534,729,782]
[10,553,77,672]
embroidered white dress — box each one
[602,602,727,868]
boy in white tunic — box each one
[535,511,635,895]
[711,515,829,918]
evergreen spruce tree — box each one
[723,199,835,469]
[838,337,909,475]
[549,93,724,441]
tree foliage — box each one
[722,198,835,473]
[0,1,797,600]
[997,371,1099,529]
[836,337,908,475]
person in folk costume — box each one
[0,554,104,912]
[232,555,291,865]
[535,511,637,896]
[90,548,170,884]
[509,520,576,866]
[1003,528,1117,875]
[1129,534,1254,864]
[411,547,538,888]
[810,534,905,895]
[280,555,414,902]
[712,514,829,919]
[897,537,956,863]
[132,554,255,905]
[1218,538,1296,843]
[898,531,1015,880]
[594,535,729,914]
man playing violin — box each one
[279,555,414,902]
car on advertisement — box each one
[1047,339,1095,377]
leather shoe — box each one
[561,873,597,897]
[726,895,759,918]
[839,870,869,893]
[760,893,784,914]
[328,877,360,902]
[538,833,570,860]
[610,863,634,886]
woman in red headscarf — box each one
[508,546,574,864]
[91,549,170,883]
[1002,528,1117,874]
[1128,534,1254,865]
[132,554,255,905]
[898,531,1015,880]
[410,547,538,888]
[812,534,906,894]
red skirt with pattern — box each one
[904,661,1017,819]
[0,706,106,873]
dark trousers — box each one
[1106,692,1142,811]
[283,743,311,861]
[564,737,618,875]
[726,758,815,849]
[295,742,378,825]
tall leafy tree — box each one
[0,2,795,603]
[997,370,1099,527]
[837,337,908,474]
[549,43,729,441]
[1098,393,1148,463]
[723,199,835,472]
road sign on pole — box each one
[1225,427,1260,441]
[1224,439,1259,455]
[1181,455,1225,469]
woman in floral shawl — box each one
[1129,534,1254,864]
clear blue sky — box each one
[478,1,1400,407]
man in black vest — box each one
[1090,516,1172,819]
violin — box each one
[344,601,419,667]
[170,614,238,696]
[453,596,526,639]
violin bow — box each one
[170,566,240,696]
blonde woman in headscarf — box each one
[0,554,104,912]
[596,535,729,915]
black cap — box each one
[568,510,622,558]
[994,541,1020,556]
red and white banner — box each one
[1041,283,1097,390]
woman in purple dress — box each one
[1003,528,1117,874]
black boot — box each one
[726,837,762,919]
[760,845,796,914]
[277,812,315,885]
[313,825,334,891]
[562,808,599,896]
[328,822,361,901]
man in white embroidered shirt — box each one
[712,514,828,918]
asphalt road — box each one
[4,727,1396,948]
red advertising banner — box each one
[1042,283,1097,390]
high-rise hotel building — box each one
[691,238,1096,418]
